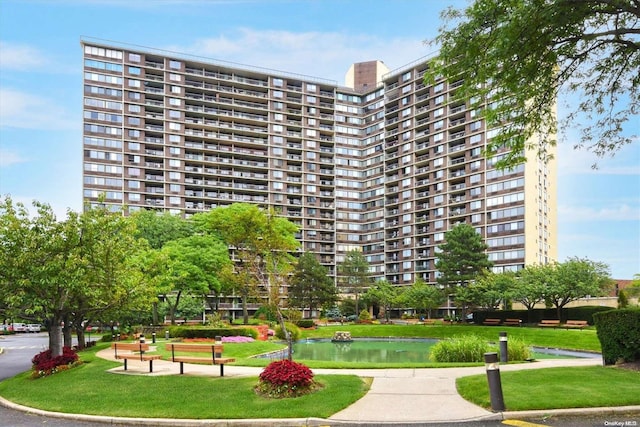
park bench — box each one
[482,318,502,326]
[564,320,588,330]
[165,343,235,377]
[504,318,522,327]
[111,342,162,373]
[537,319,561,328]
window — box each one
[128,53,140,62]
[128,66,141,75]
[169,60,181,69]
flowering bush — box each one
[257,359,316,398]
[31,346,80,378]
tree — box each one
[364,279,398,322]
[0,197,153,356]
[288,252,337,318]
[513,264,553,322]
[545,257,613,321]
[426,0,639,168]
[465,271,517,311]
[338,250,371,315]
[401,280,446,319]
[156,235,232,324]
[131,209,194,250]
[435,223,493,318]
[194,203,299,325]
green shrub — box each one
[502,336,531,361]
[296,319,315,328]
[594,308,640,365]
[275,322,301,341]
[430,335,492,363]
[167,326,258,340]
[358,309,371,321]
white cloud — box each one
[0,88,77,130]
[167,28,432,84]
[0,42,47,70]
[0,148,28,167]
[558,204,640,222]
[557,141,640,176]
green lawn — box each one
[457,366,640,410]
[0,345,369,419]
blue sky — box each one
[0,0,638,279]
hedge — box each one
[473,306,612,325]
[166,326,258,340]
[593,308,640,365]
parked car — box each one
[27,324,42,333]
[11,323,27,332]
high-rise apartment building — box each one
[82,39,557,288]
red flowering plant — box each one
[31,346,80,378]
[257,359,318,398]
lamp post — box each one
[484,352,505,412]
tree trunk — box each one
[63,325,73,348]
[76,327,86,350]
[48,323,63,357]
[152,301,159,325]
[242,293,249,325]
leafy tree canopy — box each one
[426,0,640,168]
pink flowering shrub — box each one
[31,346,80,378]
[257,359,316,398]
[221,336,254,343]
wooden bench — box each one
[504,318,522,326]
[165,343,235,377]
[483,318,502,326]
[565,320,588,330]
[111,342,162,373]
[538,319,561,328]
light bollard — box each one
[152,332,156,343]
[499,331,508,363]
[484,352,506,412]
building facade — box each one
[81,39,557,288]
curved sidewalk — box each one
[2,348,639,426]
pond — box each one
[257,338,600,364]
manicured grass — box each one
[302,324,602,353]
[457,366,640,410]
[0,345,369,419]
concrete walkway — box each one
[2,347,639,426]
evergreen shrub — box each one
[593,308,640,365]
